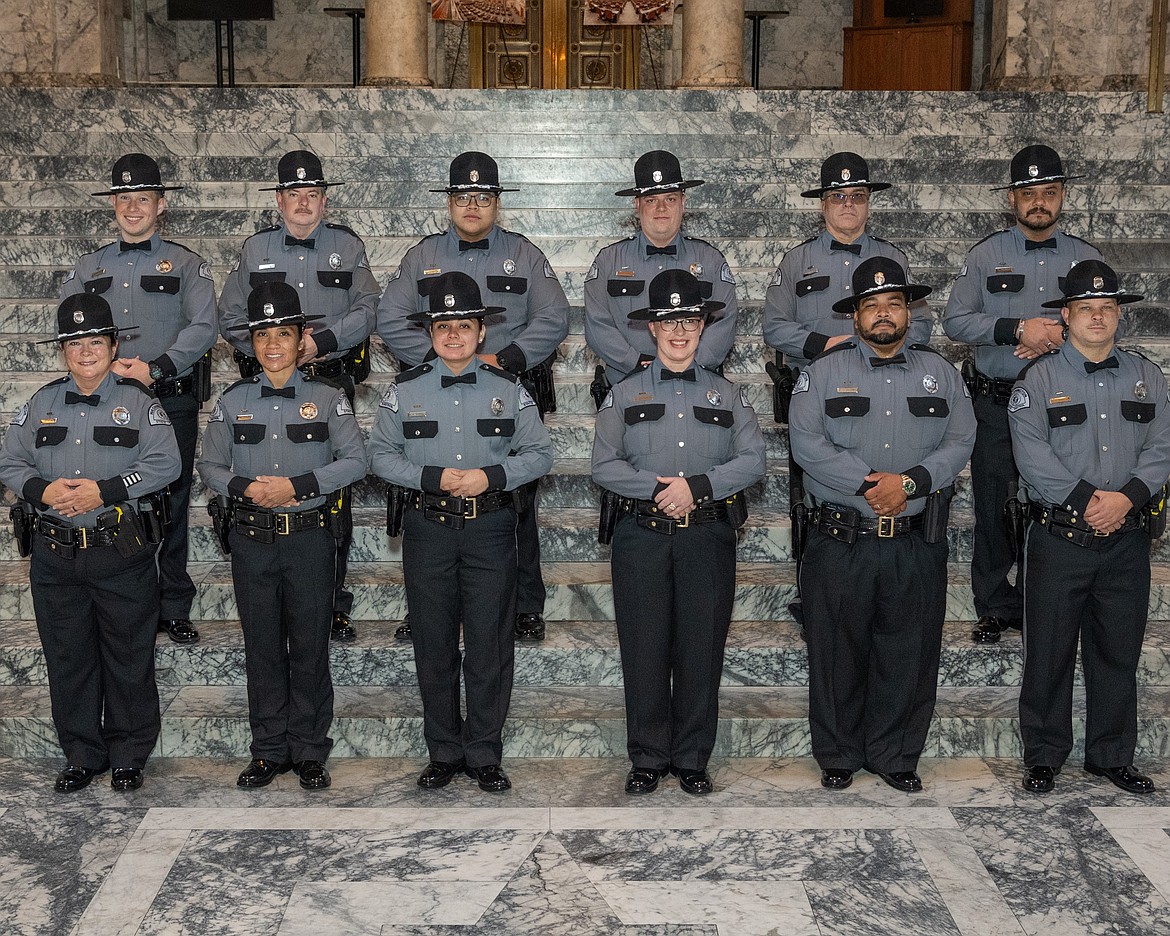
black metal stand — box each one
[744,10,789,90]
[214,19,237,87]
[324,7,366,86]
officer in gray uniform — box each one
[1009,260,1170,796]
[0,294,180,792]
[198,281,367,792]
[790,257,975,794]
[584,150,738,383]
[219,149,379,642]
[592,269,765,797]
[369,271,553,793]
[944,145,1103,644]
[60,153,217,646]
[376,151,568,643]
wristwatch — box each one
[148,361,164,383]
[900,474,917,497]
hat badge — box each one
[874,271,885,286]
[669,292,681,307]
[652,170,663,183]
[121,171,132,183]
[1093,276,1105,289]
[470,169,480,183]
[73,311,85,324]
[444,294,456,308]
[263,302,275,317]
[841,168,851,181]
[296,167,306,180]
[1028,164,1039,177]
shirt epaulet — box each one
[478,363,515,382]
[396,363,432,384]
[114,377,155,396]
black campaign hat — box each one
[615,150,704,197]
[1041,259,1144,308]
[801,152,891,199]
[91,153,182,197]
[259,150,344,191]
[995,144,1083,191]
[234,281,323,332]
[627,269,725,322]
[430,152,517,194]
[44,294,138,343]
[831,256,932,315]
[408,271,507,324]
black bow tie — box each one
[260,385,295,398]
[119,240,151,253]
[285,235,315,249]
[830,240,862,255]
[441,372,477,387]
[660,368,696,382]
[1084,356,1119,374]
[1024,238,1057,251]
[459,239,489,252]
[65,391,101,406]
[870,353,907,368]
[646,244,677,256]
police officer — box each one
[1008,260,1170,796]
[592,269,765,796]
[789,257,975,793]
[585,150,738,383]
[376,152,568,643]
[198,282,367,791]
[0,294,181,792]
[370,271,552,792]
[944,145,1103,644]
[219,149,379,643]
[60,153,217,645]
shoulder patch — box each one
[599,389,614,411]
[585,263,599,282]
[544,259,557,279]
[1007,386,1030,413]
[357,250,371,272]
[793,371,811,395]
[209,399,225,423]
[720,261,735,285]
[518,383,537,410]
[335,392,355,417]
[64,268,76,283]
[11,402,28,427]
[148,401,171,426]
[768,267,782,288]
[389,265,402,282]
[198,261,213,280]
[740,387,751,409]
[380,384,399,412]
[395,363,432,384]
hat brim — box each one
[429,186,519,195]
[227,313,327,333]
[991,174,1084,191]
[831,282,933,315]
[627,298,725,322]
[1041,291,1144,309]
[615,179,704,198]
[801,181,892,199]
[91,185,183,197]
[407,307,508,325]
[41,324,139,344]
[258,181,345,191]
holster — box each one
[327,486,352,540]
[233,348,263,379]
[1003,478,1026,562]
[519,353,557,417]
[598,488,631,545]
[922,484,956,544]
[97,505,148,558]
[1145,483,1168,539]
[192,350,213,402]
[960,358,978,397]
[10,500,34,558]
[589,364,611,412]
[137,491,167,545]
[724,490,748,529]
[346,338,371,384]
[766,354,796,425]
[385,483,407,538]
[207,495,232,555]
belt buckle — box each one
[77,526,88,549]
[676,510,690,528]
[275,512,291,536]
[1094,527,1109,537]
[877,516,895,538]
[464,497,478,520]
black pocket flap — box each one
[692,406,734,427]
[249,271,287,289]
[404,420,439,439]
[287,422,330,443]
[624,403,666,426]
[477,418,515,437]
[84,276,113,295]
[318,270,353,290]
[825,396,870,418]
[907,397,951,418]
[986,274,1025,294]
[607,279,645,297]
[93,426,139,448]
[140,275,179,295]
[487,276,528,295]
[35,426,67,447]
[1122,400,1157,423]
[797,276,831,297]
[1047,403,1087,427]
[233,422,267,444]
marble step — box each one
[2,680,1168,761]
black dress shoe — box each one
[971,615,1021,644]
[1023,765,1056,794]
[237,758,294,788]
[296,760,332,790]
[670,765,713,795]
[417,759,466,789]
[394,615,412,641]
[624,766,663,795]
[1084,763,1156,795]
[330,611,357,642]
[821,768,854,790]
[158,618,200,644]
[54,764,104,793]
[514,612,545,641]
[111,767,143,791]
[876,770,922,793]
[466,764,511,792]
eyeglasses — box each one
[451,193,497,208]
[824,192,870,205]
[657,317,703,332]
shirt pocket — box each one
[35,426,68,447]
[249,271,286,289]
[907,397,951,418]
[796,275,830,298]
[623,403,666,426]
[824,395,869,447]
[93,426,139,448]
[607,279,645,298]
[1121,401,1157,424]
[84,276,113,295]
[233,422,267,445]
[693,405,734,458]
[825,396,870,418]
[139,275,180,295]
[402,420,439,439]
[317,270,353,290]
[477,418,515,439]
[1046,403,1087,429]
[487,276,528,296]
[985,274,1025,294]
[287,422,330,443]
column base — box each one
[673,77,748,89]
[0,72,122,87]
[362,76,434,88]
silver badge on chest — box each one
[1135,380,1148,401]
[329,252,342,270]
[491,397,504,415]
[706,389,721,406]
[111,406,131,426]
[923,374,938,394]
[503,259,516,275]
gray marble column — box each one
[365,0,433,87]
[675,0,747,88]
[0,0,122,86]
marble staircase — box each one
[1,86,1169,763]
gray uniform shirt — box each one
[197,369,367,511]
[943,227,1103,379]
[377,227,570,371]
[591,364,765,503]
[0,370,181,526]
[219,221,379,360]
[584,232,738,380]
[1008,343,1170,516]
[368,361,553,494]
[763,230,932,367]
[789,341,976,517]
[60,234,218,379]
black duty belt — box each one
[635,499,728,535]
[813,502,924,543]
[1029,503,1144,547]
[153,374,195,399]
[234,505,329,542]
[35,517,117,555]
[299,357,346,379]
[409,490,513,530]
[972,370,1016,406]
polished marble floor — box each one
[3,756,1170,935]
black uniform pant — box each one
[158,392,198,620]
[802,529,947,773]
[230,526,335,763]
[402,506,517,768]
[970,394,1023,620]
[1020,523,1150,770]
[330,372,357,616]
[610,515,736,771]
[30,538,161,770]
[515,477,545,615]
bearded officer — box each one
[376,152,569,643]
[219,149,379,643]
[943,145,1103,645]
[789,256,975,793]
[60,153,217,646]
[1009,260,1170,796]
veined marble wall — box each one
[0,0,121,85]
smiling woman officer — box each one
[0,294,181,793]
